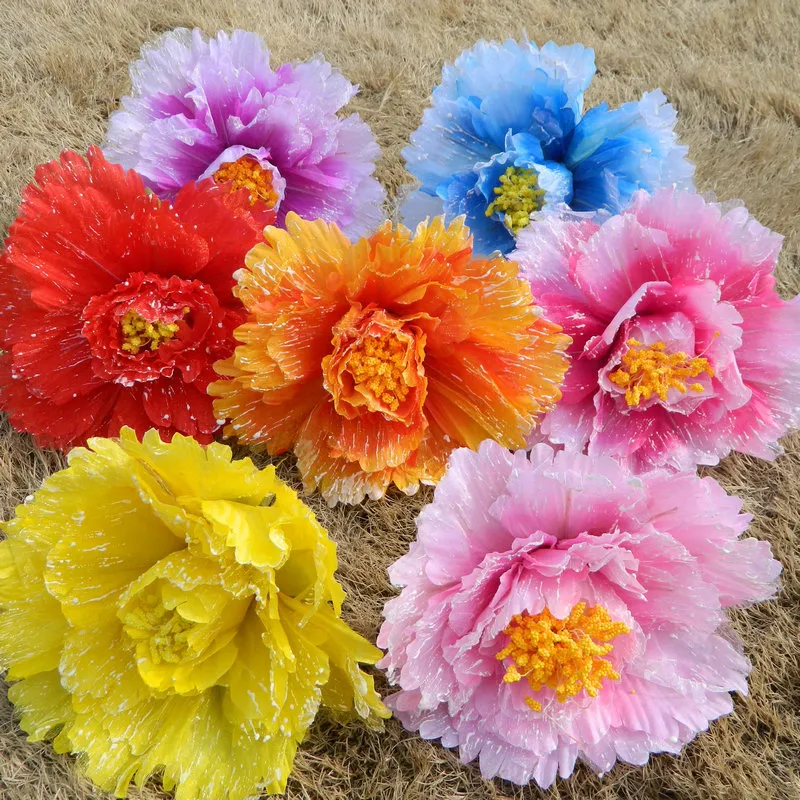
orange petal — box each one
[210,378,326,454]
[266,303,346,384]
[424,328,569,449]
[295,403,443,505]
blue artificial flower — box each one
[401,39,695,255]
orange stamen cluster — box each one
[496,603,630,712]
[346,333,410,412]
[120,309,186,355]
[213,156,280,208]
[609,338,714,407]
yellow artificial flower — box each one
[0,428,388,799]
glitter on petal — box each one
[103,28,385,237]
[378,440,781,788]
[208,214,571,505]
[401,38,694,255]
[0,428,388,800]
[0,147,262,450]
[512,187,800,472]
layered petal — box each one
[0,147,258,449]
[0,429,387,800]
[103,28,384,237]
[401,38,693,254]
[379,441,780,788]
[513,187,800,470]
[210,214,569,504]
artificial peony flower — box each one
[401,38,694,255]
[0,428,388,800]
[0,147,262,450]
[379,439,781,788]
[512,187,800,472]
[209,214,570,505]
[104,28,384,237]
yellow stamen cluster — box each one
[120,309,187,355]
[347,333,411,412]
[213,156,280,208]
[496,603,630,712]
[485,166,546,234]
[609,338,714,407]
[124,591,194,665]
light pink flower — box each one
[512,188,800,472]
[378,440,780,788]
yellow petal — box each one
[8,670,73,741]
[0,427,386,800]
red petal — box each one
[172,180,262,301]
[8,149,148,308]
[10,312,103,404]
[0,354,119,449]
[140,379,219,437]
[0,252,36,350]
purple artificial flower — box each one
[104,28,384,237]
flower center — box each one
[485,166,546,234]
[345,332,411,412]
[120,309,186,355]
[124,591,195,665]
[608,338,714,407]
[496,603,630,712]
[213,156,280,208]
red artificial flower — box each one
[0,147,262,449]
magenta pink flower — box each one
[378,440,780,788]
[512,188,800,472]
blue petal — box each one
[403,38,595,195]
[463,191,516,256]
[401,170,513,256]
[445,39,595,121]
[566,90,695,213]
[504,131,546,162]
[536,41,597,115]
[401,96,500,191]
[476,152,518,204]
[535,161,574,207]
[438,170,480,205]
[478,135,573,205]
[400,189,446,230]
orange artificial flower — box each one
[210,214,570,504]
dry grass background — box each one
[1,0,799,798]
